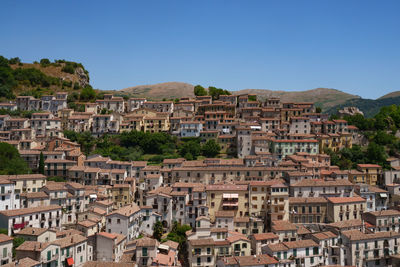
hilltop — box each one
[119,82,359,109]
[235,87,359,109]
[120,82,195,100]
[378,91,400,100]
[0,56,90,100]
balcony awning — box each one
[67,257,74,266]
[222,203,238,206]
[379,193,388,198]
[223,193,239,198]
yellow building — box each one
[206,184,248,221]
[319,133,353,153]
[120,117,143,132]
[348,170,366,184]
[143,116,170,133]
[111,184,133,209]
[267,183,289,222]
[326,196,366,223]
[247,181,269,218]
[227,233,252,257]
[357,164,382,186]
[5,174,47,194]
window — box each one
[306,247,309,256]
[142,247,148,256]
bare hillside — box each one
[236,88,360,109]
[121,82,195,100]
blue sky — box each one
[1,0,399,99]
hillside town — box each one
[0,92,400,267]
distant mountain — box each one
[120,82,195,100]
[235,88,360,109]
[326,96,400,117]
[378,91,400,100]
[119,83,360,109]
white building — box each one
[0,205,62,235]
[180,121,203,137]
[96,232,126,262]
[105,203,141,241]
[0,178,20,211]
[0,234,13,265]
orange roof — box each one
[327,196,366,204]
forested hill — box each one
[326,95,400,118]
[328,104,400,170]
[0,56,90,100]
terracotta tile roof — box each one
[55,229,84,238]
[292,179,353,187]
[220,254,278,266]
[327,219,364,229]
[364,209,400,217]
[215,211,235,218]
[20,191,49,199]
[284,239,318,249]
[78,220,97,228]
[296,225,311,235]
[210,228,228,233]
[189,238,214,246]
[206,184,248,191]
[267,242,289,252]
[83,262,135,267]
[271,220,297,231]
[136,237,158,247]
[327,196,366,204]
[16,241,51,252]
[0,174,46,180]
[16,227,49,236]
[226,231,250,244]
[3,257,40,267]
[0,205,61,217]
[0,234,12,243]
[107,203,140,218]
[52,234,87,248]
[342,229,400,241]
[312,231,338,241]
[161,240,179,250]
[234,217,250,223]
[289,197,328,204]
[253,232,279,241]
[367,185,388,193]
[357,164,381,168]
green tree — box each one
[316,107,322,113]
[208,86,231,100]
[179,139,201,160]
[40,58,51,67]
[62,64,75,74]
[202,139,220,158]
[153,221,163,241]
[8,57,21,65]
[13,237,25,257]
[80,86,96,101]
[47,177,66,182]
[39,152,45,174]
[248,95,257,101]
[194,85,207,96]
[0,142,30,174]
[367,142,387,166]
